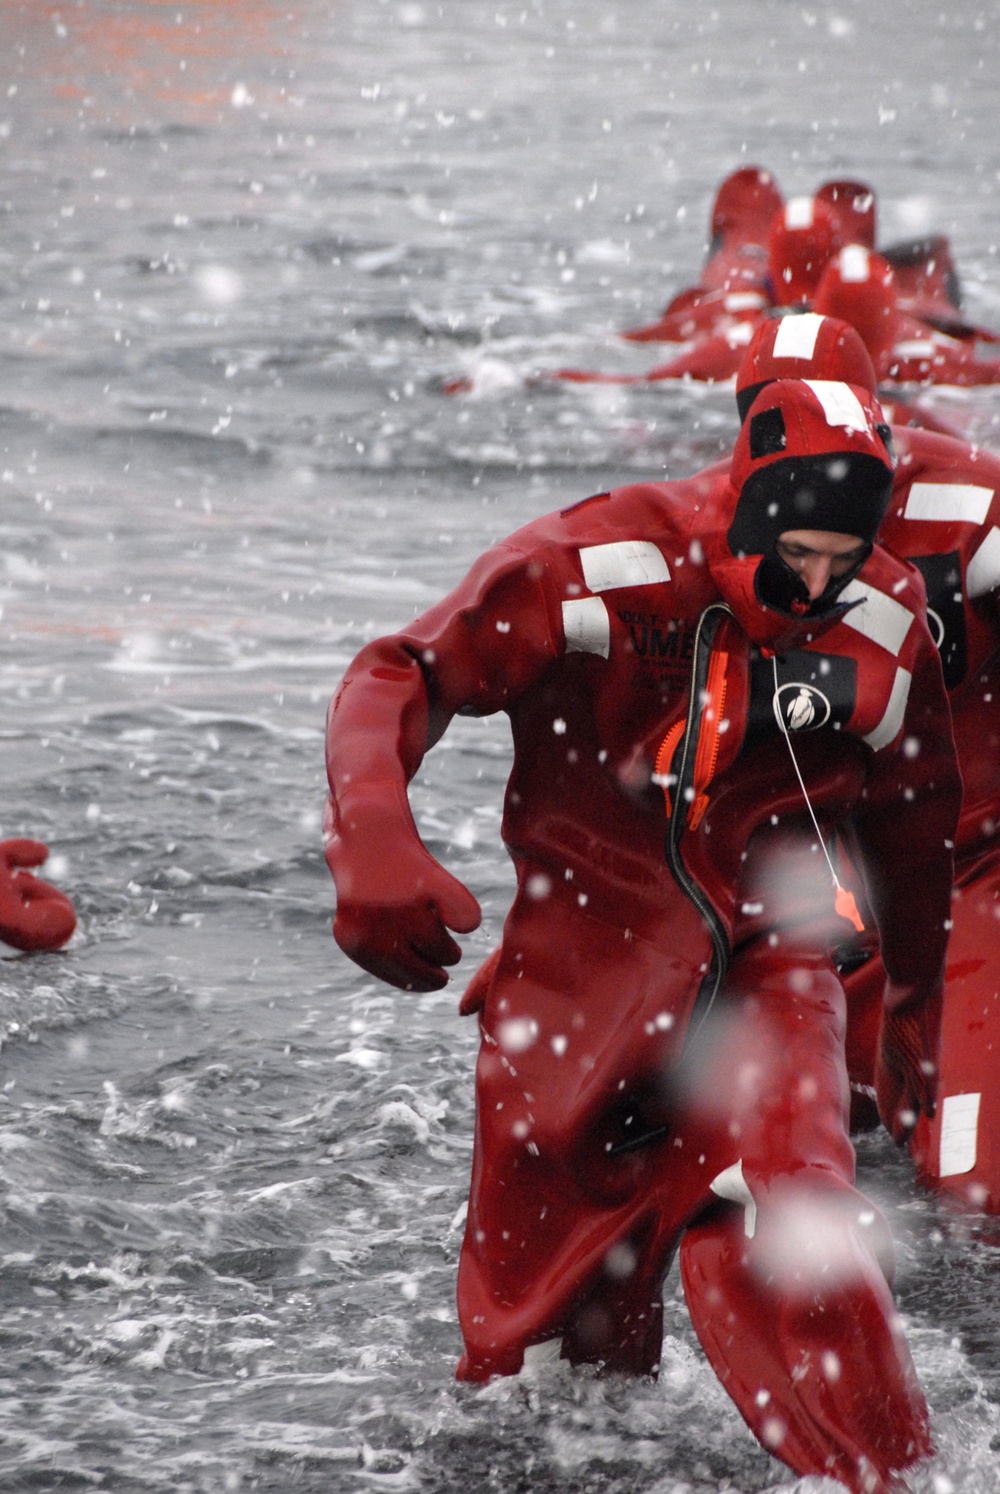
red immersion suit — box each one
[611,179,997,394]
[620,166,782,344]
[621,174,845,348]
[816,243,1000,390]
[734,313,1000,1210]
[767,197,842,308]
[0,839,76,952]
[842,432,1000,1207]
[812,248,972,436]
[325,379,960,1493]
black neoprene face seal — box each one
[726,452,894,559]
[754,542,872,619]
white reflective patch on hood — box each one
[562,596,610,658]
[772,311,825,359]
[578,540,670,593]
[803,379,868,431]
[838,244,872,282]
[863,665,912,750]
[785,195,815,229]
[839,579,914,656]
[904,482,993,525]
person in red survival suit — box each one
[855,435,1000,1208]
[602,201,842,388]
[324,379,961,1493]
[0,839,75,952]
[736,313,1000,1212]
[767,196,843,309]
[732,282,975,457]
[814,243,1000,392]
[620,165,782,344]
[813,179,982,341]
[563,244,1000,400]
[556,196,845,392]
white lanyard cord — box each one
[771,655,850,901]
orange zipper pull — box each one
[834,882,865,932]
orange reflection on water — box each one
[10,1,306,126]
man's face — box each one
[774,529,868,601]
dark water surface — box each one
[2,2,1000,1489]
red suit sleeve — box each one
[842,635,962,1141]
[324,541,563,992]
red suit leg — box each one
[844,852,1000,1213]
[910,854,1000,1210]
[677,938,931,1494]
[455,917,932,1493]
[455,896,717,1381]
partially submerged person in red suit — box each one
[560,194,846,390]
[622,175,848,348]
[570,198,844,390]
[0,838,75,952]
[324,376,961,1493]
[604,200,846,389]
[813,246,972,437]
[620,165,782,344]
[532,174,996,396]
[567,227,999,403]
[814,247,899,380]
[815,243,1000,390]
[737,313,1000,1211]
[767,196,842,308]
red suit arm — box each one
[843,639,962,1141]
[644,327,757,385]
[325,543,562,991]
[0,839,76,953]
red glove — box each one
[0,839,77,953]
[324,791,481,992]
[875,977,942,1145]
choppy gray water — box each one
[2,1,1000,1489]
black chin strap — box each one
[755,544,872,620]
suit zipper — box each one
[608,603,734,1159]
[663,602,733,1037]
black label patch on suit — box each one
[749,406,787,459]
[619,612,697,689]
[911,551,967,690]
[747,648,858,740]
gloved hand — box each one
[0,839,77,953]
[324,791,481,992]
[875,977,943,1145]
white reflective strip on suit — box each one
[839,579,914,656]
[863,666,913,750]
[579,540,671,593]
[903,482,993,525]
[562,596,611,657]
